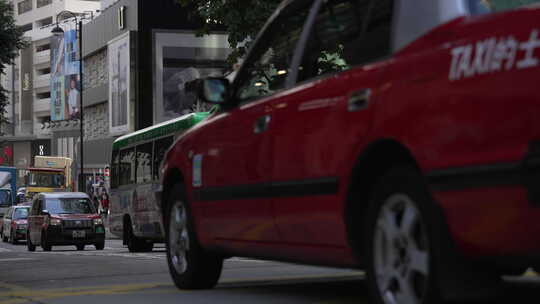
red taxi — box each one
[160,0,540,303]
[27,192,105,251]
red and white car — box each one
[160,0,540,303]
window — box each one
[153,137,173,181]
[235,4,310,103]
[136,143,153,184]
[36,16,52,27]
[18,23,32,32]
[298,0,393,82]
[17,0,32,14]
[119,148,135,186]
[36,44,50,52]
[45,198,95,214]
[111,150,119,189]
[36,92,51,99]
[37,0,52,8]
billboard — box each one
[108,32,130,135]
[153,31,230,123]
[20,46,33,127]
[50,26,81,121]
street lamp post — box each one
[51,12,84,192]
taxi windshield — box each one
[13,208,29,219]
[470,0,540,14]
[45,198,95,214]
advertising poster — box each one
[50,26,81,121]
[20,46,33,123]
[153,31,230,123]
[0,143,14,166]
[108,32,130,135]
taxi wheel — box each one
[76,244,85,251]
[1,229,6,242]
[27,234,36,252]
[95,242,105,250]
[10,230,17,244]
[364,166,442,304]
[166,183,223,290]
[41,232,52,251]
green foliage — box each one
[177,0,281,65]
[0,0,27,130]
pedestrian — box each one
[101,192,109,217]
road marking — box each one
[0,259,34,262]
[0,282,181,304]
[0,248,11,253]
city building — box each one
[1,0,231,190]
[0,0,101,187]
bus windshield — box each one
[471,0,540,14]
[28,172,64,188]
[0,190,12,207]
[45,198,95,214]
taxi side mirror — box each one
[197,78,230,104]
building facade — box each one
[0,0,101,187]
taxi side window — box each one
[298,0,393,82]
[235,4,311,103]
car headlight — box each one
[50,218,62,226]
[93,218,103,225]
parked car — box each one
[1,205,29,244]
[27,192,105,252]
[159,0,540,303]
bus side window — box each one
[153,136,174,181]
[136,143,153,184]
[119,148,136,186]
[111,150,119,189]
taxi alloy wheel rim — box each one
[169,199,190,274]
[374,194,429,304]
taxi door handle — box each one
[348,88,371,112]
[254,115,271,134]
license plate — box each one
[72,230,86,238]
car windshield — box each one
[45,198,95,214]
[13,208,29,219]
[469,0,540,14]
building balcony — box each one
[33,74,51,89]
[34,50,50,65]
[34,97,51,113]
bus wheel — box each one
[27,233,36,252]
[125,218,153,252]
[166,183,222,290]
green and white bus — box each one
[109,112,210,252]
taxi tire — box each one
[10,230,17,244]
[41,232,52,252]
[364,165,443,304]
[364,165,502,304]
[76,244,85,251]
[1,229,6,242]
[165,183,223,290]
[27,233,36,252]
